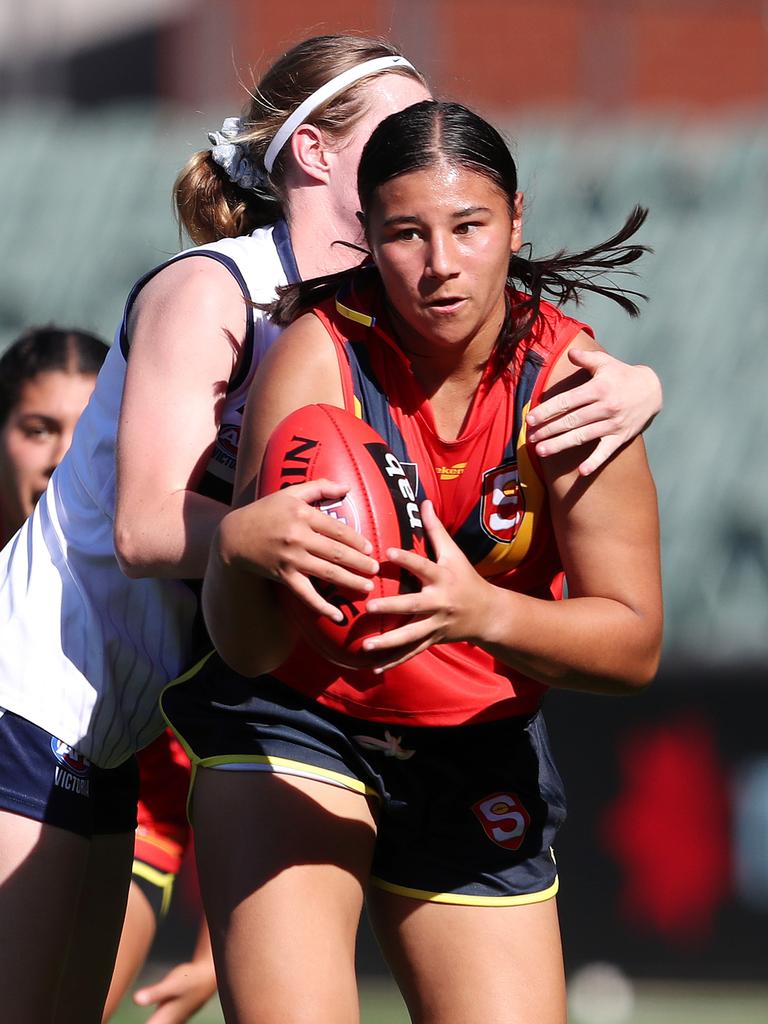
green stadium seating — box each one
[1,105,766,656]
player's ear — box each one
[356,209,372,247]
[288,124,332,184]
[510,191,524,253]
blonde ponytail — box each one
[173,150,280,246]
[171,34,426,246]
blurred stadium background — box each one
[1,1,766,1021]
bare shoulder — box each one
[256,309,339,389]
[129,254,247,338]
[541,329,600,393]
[234,312,344,503]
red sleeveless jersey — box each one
[273,272,593,725]
[134,728,191,873]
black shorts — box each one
[0,707,138,838]
[162,655,567,906]
[131,860,178,919]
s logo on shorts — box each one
[472,791,530,850]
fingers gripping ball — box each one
[259,404,427,669]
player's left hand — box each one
[362,500,492,671]
[132,957,217,1024]
[526,349,662,476]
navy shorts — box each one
[131,863,177,919]
[0,707,139,838]
[162,655,567,906]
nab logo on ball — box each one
[480,460,525,543]
[472,791,530,850]
[365,444,423,536]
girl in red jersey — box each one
[0,38,660,1021]
[164,101,662,1024]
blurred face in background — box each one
[0,369,96,539]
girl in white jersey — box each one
[0,33,661,1022]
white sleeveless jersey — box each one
[0,224,298,768]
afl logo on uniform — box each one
[480,460,525,543]
[50,738,91,777]
[472,791,530,851]
[216,423,241,458]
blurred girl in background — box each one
[0,326,105,543]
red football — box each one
[258,404,427,669]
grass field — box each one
[112,976,768,1023]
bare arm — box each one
[526,346,662,477]
[363,333,663,694]
[202,315,378,676]
[114,257,246,579]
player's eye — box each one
[455,221,480,235]
[22,423,54,441]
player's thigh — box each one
[193,766,378,1024]
[0,809,90,1020]
[53,830,135,1024]
[368,889,566,1024]
[0,708,101,1019]
[103,812,187,1018]
[55,753,139,1023]
[101,879,158,1022]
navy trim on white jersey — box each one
[118,252,256,399]
[272,219,301,284]
[0,226,290,767]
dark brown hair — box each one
[269,101,650,373]
[0,327,107,427]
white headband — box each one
[263,55,417,174]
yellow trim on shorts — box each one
[198,753,378,799]
[159,650,215,765]
[159,650,216,825]
[159,652,379,821]
[368,875,559,907]
[132,859,176,918]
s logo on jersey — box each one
[480,460,525,543]
[472,792,530,850]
